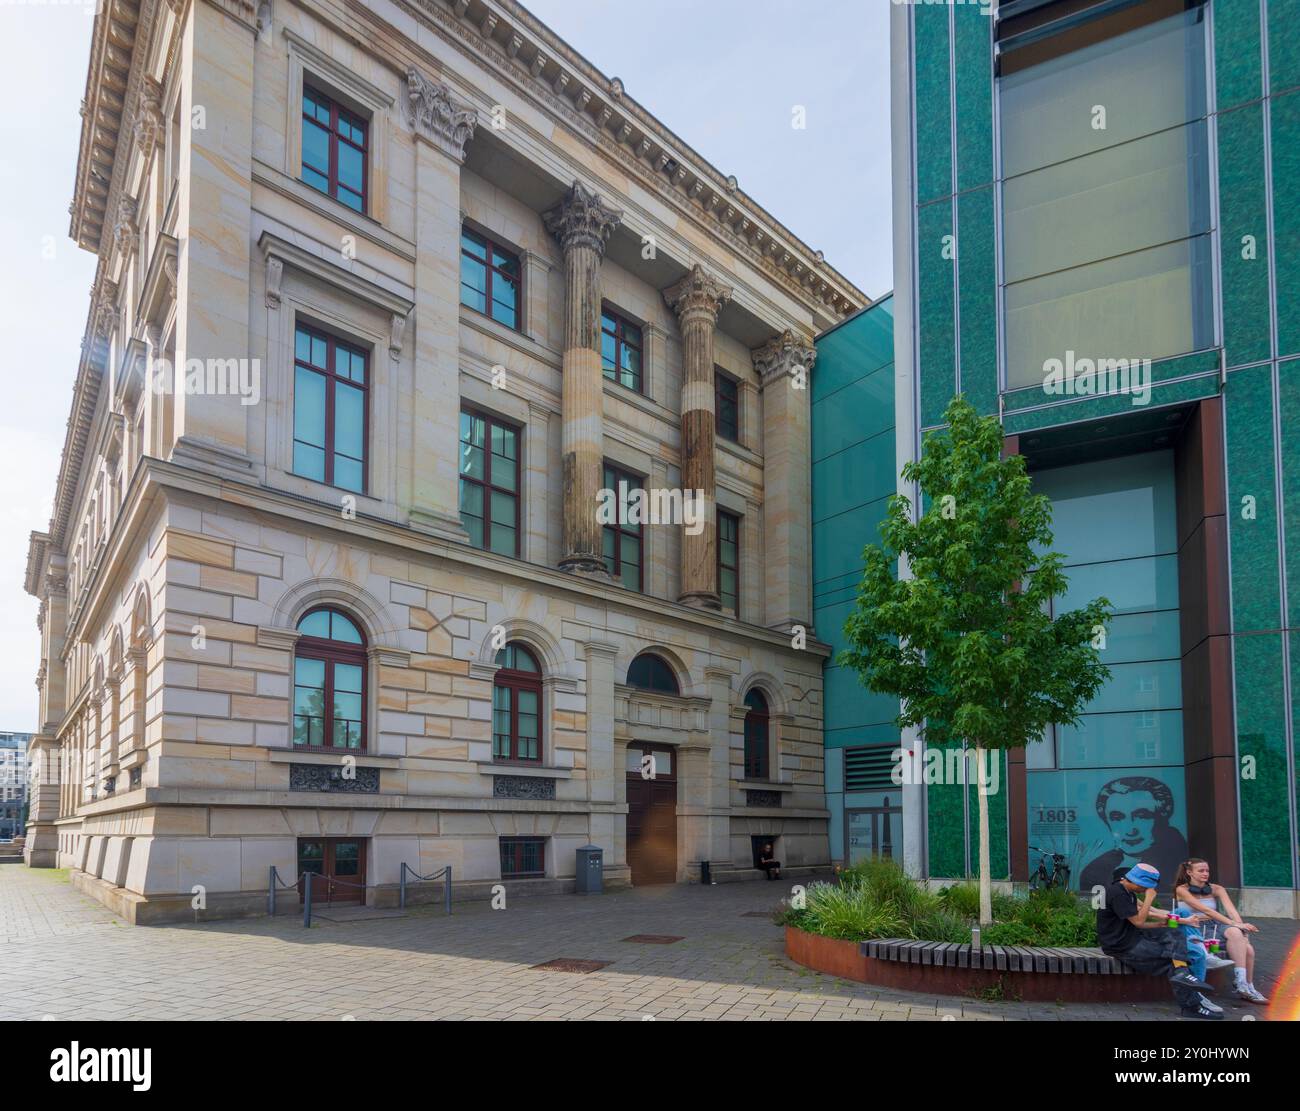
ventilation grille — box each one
[844,745,896,792]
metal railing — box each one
[268,863,452,927]
[399,862,453,915]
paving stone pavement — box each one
[1,866,1292,1021]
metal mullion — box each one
[328,99,340,202]
[323,336,337,486]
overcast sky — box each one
[0,0,892,732]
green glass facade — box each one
[851,0,1300,907]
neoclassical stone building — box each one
[24,0,865,922]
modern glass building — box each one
[882,0,1300,913]
[812,296,909,869]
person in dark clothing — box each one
[1096,862,1219,1019]
[758,842,781,881]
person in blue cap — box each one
[1095,862,1220,1019]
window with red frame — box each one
[492,642,542,762]
[301,87,368,213]
[292,323,369,493]
[600,305,643,392]
[718,509,740,614]
[715,371,740,443]
[293,607,367,751]
[459,410,521,556]
[500,837,545,878]
[743,689,770,779]
[601,462,643,591]
[460,228,521,329]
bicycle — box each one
[1028,845,1072,891]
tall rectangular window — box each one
[999,4,1212,388]
[718,510,740,614]
[601,463,643,592]
[715,371,739,442]
[292,323,368,493]
[301,87,368,213]
[460,228,521,329]
[459,410,520,557]
[601,306,643,392]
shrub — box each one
[937,882,980,919]
[982,920,1036,946]
[910,909,971,943]
[781,881,905,940]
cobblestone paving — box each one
[1,867,1293,1021]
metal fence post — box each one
[399,862,407,910]
[303,873,312,929]
[268,866,276,918]
[445,865,453,916]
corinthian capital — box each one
[752,329,817,386]
[543,179,622,255]
[663,264,732,326]
[405,67,478,161]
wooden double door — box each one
[626,744,677,885]
[297,837,366,904]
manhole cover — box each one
[621,934,684,944]
[531,958,613,974]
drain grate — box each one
[531,958,613,974]
[620,934,684,945]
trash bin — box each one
[575,845,603,895]
[699,860,712,885]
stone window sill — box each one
[269,750,400,768]
[475,762,573,780]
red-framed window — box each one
[601,305,643,392]
[718,509,740,614]
[460,227,521,329]
[459,409,521,556]
[500,837,545,878]
[493,642,542,763]
[744,689,770,779]
[601,462,643,592]
[301,87,368,213]
[293,607,367,752]
[627,653,680,696]
[292,322,369,493]
[715,371,740,443]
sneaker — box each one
[1195,993,1223,1015]
[1171,969,1213,992]
[1180,998,1225,1020]
[1203,953,1234,971]
[1234,983,1269,1005]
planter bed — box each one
[785,927,1229,1003]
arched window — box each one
[294,607,367,750]
[743,689,770,780]
[493,642,541,762]
[627,653,679,695]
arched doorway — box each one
[625,742,677,885]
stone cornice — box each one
[663,264,732,327]
[752,329,818,387]
[543,179,622,256]
[405,65,479,161]
[383,0,865,320]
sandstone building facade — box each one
[23,0,865,922]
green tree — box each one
[840,396,1111,924]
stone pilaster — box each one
[580,639,623,869]
[663,265,732,608]
[753,330,817,631]
[543,180,622,576]
[22,733,59,867]
[407,67,477,542]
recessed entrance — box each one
[297,837,367,904]
[626,743,677,885]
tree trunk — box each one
[976,743,992,926]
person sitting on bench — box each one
[758,842,781,881]
[1096,862,1220,1020]
[1174,858,1268,1005]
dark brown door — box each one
[626,744,677,885]
[297,838,366,904]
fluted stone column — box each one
[544,181,622,576]
[407,67,478,542]
[664,265,732,608]
[753,330,817,630]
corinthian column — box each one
[543,180,622,576]
[664,265,732,609]
[753,330,817,631]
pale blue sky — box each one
[0,0,892,730]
